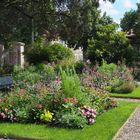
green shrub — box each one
[26,37,49,64]
[26,38,74,64]
[112,82,135,93]
[97,62,117,77]
[46,43,74,63]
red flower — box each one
[36,104,43,109]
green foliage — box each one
[0,62,118,129]
[120,10,137,31]
[87,26,134,65]
[13,66,41,85]
[46,43,73,63]
[98,62,117,77]
[13,64,56,86]
[121,3,140,56]
[55,102,87,128]
[0,0,115,48]
[59,67,82,99]
[25,38,49,64]
[36,63,56,82]
[55,58,76,73]
[26,38,73,64]
[110,86,140,98]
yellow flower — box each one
[40,109,54,122]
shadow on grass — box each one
[0,134,40,140]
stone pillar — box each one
[9,42,25,67]
[16,42,25,68]
[0,44,4,66]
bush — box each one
[97,62,117,78]
[26,37,49,64]
[26,38,74,64]
[112,82,135,93]
[46,43,74,63]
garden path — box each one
[113,105,140,140]
[111,97,140,102]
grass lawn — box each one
[110,86,140,98]
[0,101,139,140]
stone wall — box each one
[0,41,83,67]
[71,47,83,61]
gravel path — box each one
[111,97,140,102]
[113,106,140,140]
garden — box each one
[0,41,139,139]
[1,0,140,140]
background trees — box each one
[87,14,133,65]
[0,0,115,46]
[120,3,140,66]
[3,0,136,66]
[121,3,140,52]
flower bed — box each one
[0,64,117,129]
[81,62,136,94]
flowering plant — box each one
[81,106,97,124]
[40,109,54,122]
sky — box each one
[99,0,140,24]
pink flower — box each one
[89,118,95,124]
[0,112,6,119]
[83,111,87,116]
[91,113,96,118]
[86,111,90,115]
[64,98,68,102]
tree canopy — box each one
[0,0,115,46]
[120,3,140,50]
[87,14,133,65]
